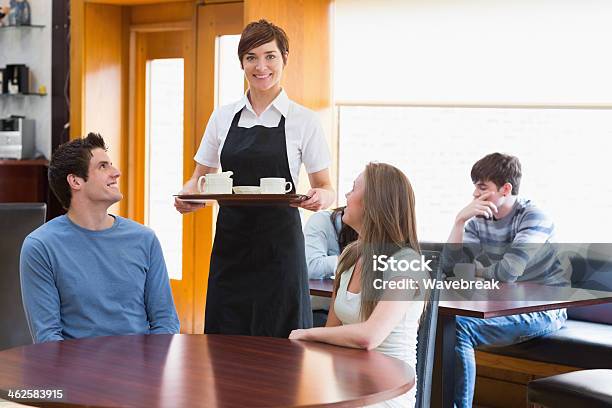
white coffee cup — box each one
[260,177,292,194]
[198,175,233,194]
[453,263,476,280]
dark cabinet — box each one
[0,159,48,203]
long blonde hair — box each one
[334,162,420,319]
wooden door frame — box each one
[192,1,244,334]
[127,7,205,334]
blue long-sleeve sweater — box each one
[20,215,180,343]
[304,210,342,280]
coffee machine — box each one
[3,64,30,94]
[0,116,35,159]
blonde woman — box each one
[290,162,428,408]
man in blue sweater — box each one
[20,133,179,343]
[446,152,570,407]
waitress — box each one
[175,20,335,338]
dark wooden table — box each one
[0,334,415,407]
[309,278,335,297]
[309,278,612,408]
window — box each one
[146,58,184,280]
[338,105,612,242]
[215,35,243,108]
[334,0,612,243]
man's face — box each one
[473,180,507,207]
[78,148,122,205]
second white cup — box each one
[260,178,292,194]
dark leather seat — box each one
[528,369,612,408]
[0,203,46,350]
[479,319,612,368]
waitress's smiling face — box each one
[242,40,285,93]
[342,172,365,233]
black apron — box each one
[204,109,312,337]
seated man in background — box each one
[445,152,570,408]
[20,133,179,343]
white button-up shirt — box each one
[194,89,331,186]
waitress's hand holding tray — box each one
[175,171,234,212]
[293,188,327,211]
[174,191,206,213]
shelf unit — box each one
[0,24,47,96]
[0,92,46,96]
[0,24,45,30]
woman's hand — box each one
[293,169,335,211]
[295,188,334,211]
[174,164,217,214]
[174,196,206,214]
[289,329,312,341]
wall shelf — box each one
[0,92,46,97]
[0,25,45,30]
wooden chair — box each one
[415,247,442,408]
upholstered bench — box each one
[478,317,612,368]
[528,369,612,408]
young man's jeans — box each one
[454,309,567,408]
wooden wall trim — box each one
[86,0,193,4]
[130,21,192,32]
[120,7,131,217]
[69,0,85,139]
[130,1,194,24]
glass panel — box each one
[146,58,184,280]
[338,105,612,243]
[215,35,244,107]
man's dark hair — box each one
[471,152,522,195]
[48,133,107,209]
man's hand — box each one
[455,192,498,224]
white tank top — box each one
[334,249,425,408]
